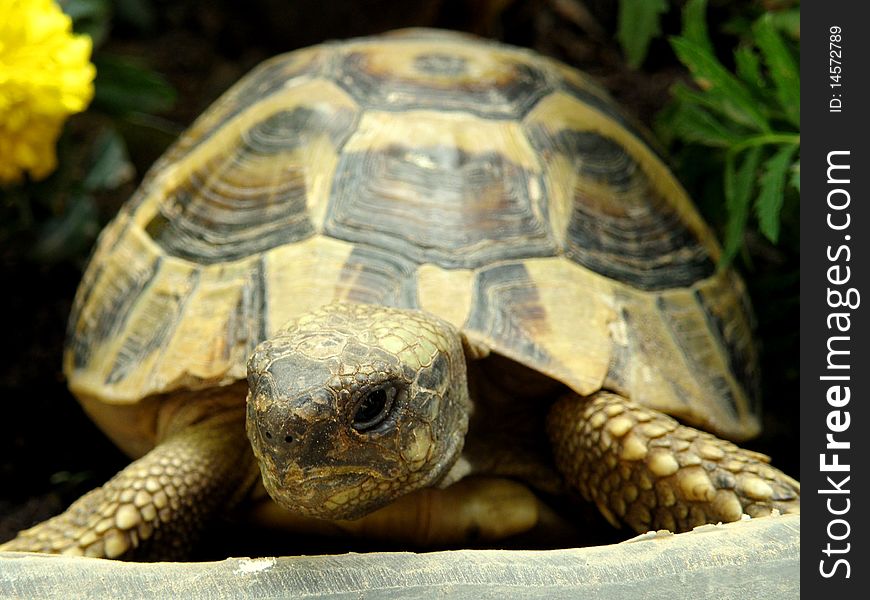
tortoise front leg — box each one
[0,414,253,560]
[546,392,800,533]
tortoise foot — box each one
[1,416,250,560]
[547,392,800,533]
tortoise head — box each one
[245,303,471,519]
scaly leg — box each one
[547,392,799,533]
[1,413,253,559]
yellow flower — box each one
[0,0,96,184]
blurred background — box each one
[0,0,800,558]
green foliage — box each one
[657,0,800,266]
[723,147,762,263]
[756,144,797,243]
[3,0,176,265]
[753,15,800,127]
[679,0,713,55]
[670,37,769,131]
[617,0,669,68]
[93,54,176,116]
[61,0,112,45]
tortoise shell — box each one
[64,29,760,450]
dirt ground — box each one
[0,0,799,559]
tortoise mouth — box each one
[262,466,391,520]
[297,470,368,491]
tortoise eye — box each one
[352,387,395,432]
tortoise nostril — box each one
[262,429,293,444]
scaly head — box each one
[245,303,471,519]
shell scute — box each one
[335,37,552,118]
[66,30,758,442]
[325,110,555,269]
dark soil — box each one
[0,0,798,559]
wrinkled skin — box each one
[246,303,472,519]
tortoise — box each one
[2,28,799,560]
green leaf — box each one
[93,54,176,116]
[734,45,764,91]
[669,83,760,138]
[617,0,669,69]
[720,14,753,38]
[657,98,742,147]
[790,159,800,192]
[63,0,111,46]
[670,37,770,131]
[753,15,800,127]
[680,0,714,56]
[84,128,135,192]
[721,147,762,266]
[768,8,801,40]
[756,144,798,243]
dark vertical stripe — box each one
[694,282,761,417]
[335,246,418,308]
[105,268,202,385]
[465,262,551,366]
[71,256,162,372]
[655,294,741,419]
[255,256,269,343]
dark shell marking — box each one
[695,274,761,415]
[69,254,162,372]
[65,30,758,439]
[335,50,551,118]
[145,106,357,265]
[326,145,556,269]
[156,50,330,174]
[335,245,419,307]
[413,53,469,76]
[528,129,714,291]
[106,269,202,385]
[465,262,552,367]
